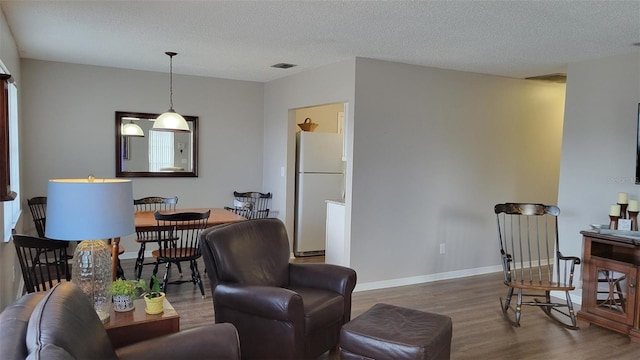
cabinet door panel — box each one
[589,257,636,326]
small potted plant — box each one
[110,279,144,312]
[142,275,165,314]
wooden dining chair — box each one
[226,191,271,220]
[107,238,126,280]
[152,210,210,297]
[27,196,47,238]
[134,196,179,212]
[27,196,74,266]
[133,196,178,280]
[495,203,581,329]
[13,234,71,293]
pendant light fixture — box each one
[152,51,190,132]
[121,118,144,137]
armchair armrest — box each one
[289,263,357,296]
[116,323,240,360]
[214,284,304,321]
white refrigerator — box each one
[295,132,344,256]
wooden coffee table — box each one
[104,297,180,348]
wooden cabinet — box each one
[104,298,180,348]
[578,231,640,342]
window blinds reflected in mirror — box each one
[149,131,178,172]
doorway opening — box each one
[292,102,347,258]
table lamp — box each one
[45,177,135,323]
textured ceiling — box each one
[1,1,639,82]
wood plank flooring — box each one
[121,257,640,359]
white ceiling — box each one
[1,1,639,83]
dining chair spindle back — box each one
[152,210,211,297]
[13,234,71,293]
[133,196,178,280]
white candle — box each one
[618,192,629,204]
[628,200,639,212]
[610,204,621,216]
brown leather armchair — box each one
[200,218,357,360]
[0,282,240,360]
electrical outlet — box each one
[439,243,446,254]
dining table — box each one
[133,207,246,229]
[110,208,246,280]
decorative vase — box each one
[113,294,135,312]
[144,292,165,314]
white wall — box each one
[0,8,23,310]
[21,59,264,256]
[350,58,566,285]
[558,51,640,286]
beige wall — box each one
[20,59,264,263]
[263,59,357,247]
[3,12,634,308]
[349,58,566,285]
[263,57,566,287]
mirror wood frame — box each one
[115,111,199,178]
[636,103,640,184]
[0,74,16,201]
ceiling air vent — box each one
[525,73,567,83]
[271,63,297,69]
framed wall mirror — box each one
[115,111,198,177]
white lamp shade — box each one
[122,122,144,137]
[152,110,190,132]
[45,178,135,241]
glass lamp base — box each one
[72,239,112,323]
[97,309,110,324]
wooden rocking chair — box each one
[494,203,581,329]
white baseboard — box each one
[17,279,24,299]
[354,265,502,292]
[121,251,147,260]
[572,290,583,305]
[551,289,583,305]
[119,252,583,306]
[354,265,582,305]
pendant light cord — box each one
[166,51,178,111]
[169,53,174,110]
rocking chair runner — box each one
[494,203,581,329]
